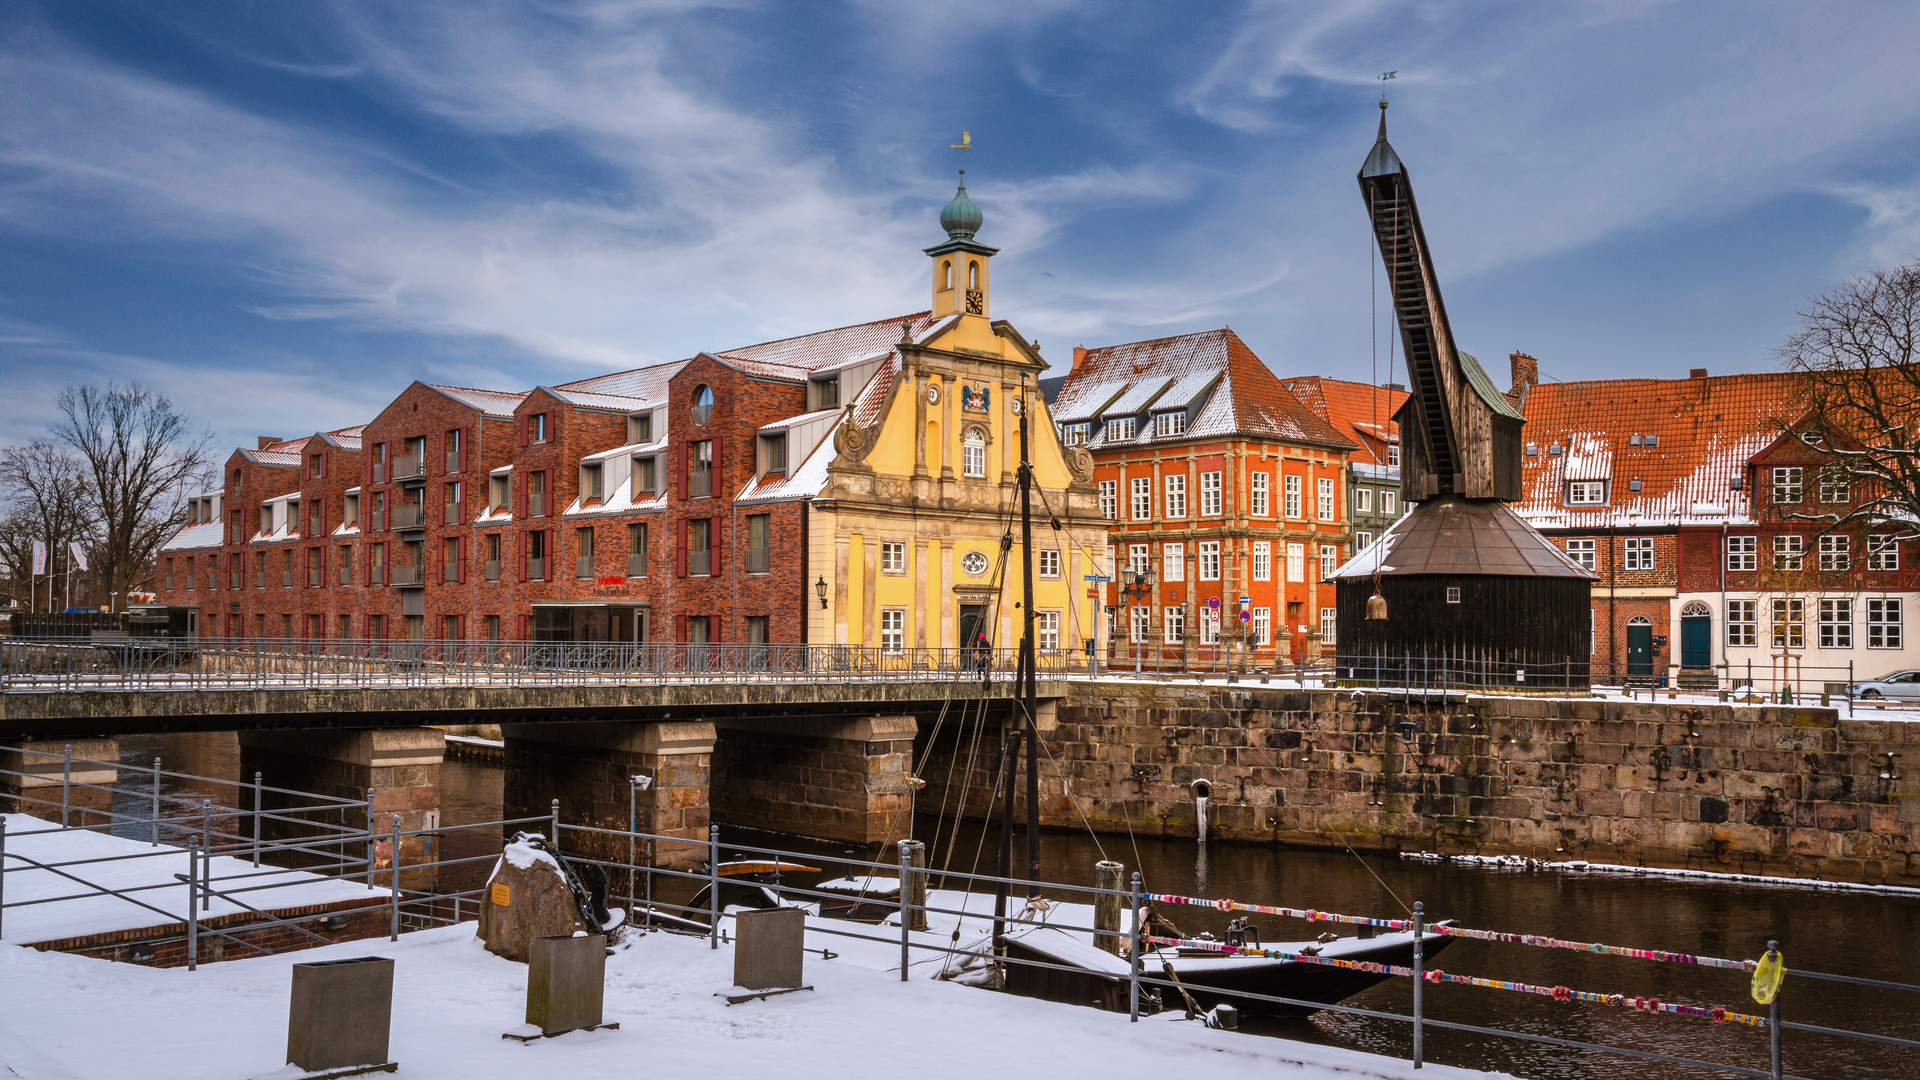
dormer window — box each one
[1546,443,1562,457]
[628,412,653,445]
[489,473,510,514]
[1060,422,1090,447]
[1387,444,1401,467]
[309,453,325,478]
[758,433,788,474]
[1153,411,1186,438]
[1105,417,1136,442]
[633,456,657,496]
[529,413,548,443]
[581,462,604,501]
[1566,480,1607,506]
[1525,443,1538,457]
[812,376,840,411]
[344,492,360,526]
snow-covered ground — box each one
[0,813,384,944]
[0,910,1510,1080]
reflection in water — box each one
[109,735,1920,1080]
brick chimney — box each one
[257,436,282,450]
[1509,352,1539,394]
[1690,368,1708,379]
[1071,344,1089,374]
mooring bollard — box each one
[899,839,927,932]
[549,799,560,847]
[1412,900,1425,1070]
[708,825,721,950]
[1128,871,1144,1023]
[1094,860,1125,955]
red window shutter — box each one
[550,409,559,442]
[676,614,687,642]
[677,443,687,501]
[710,435,722,498]
[435,542,444,585]
[456,536,464,583]
[518,476,527,519]
[518,614,527,641]
[460,427,469,472]
[519,415,529,447]
[677,519,688,577]
[519,533,529,582]
[710,516,723,577]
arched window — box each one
[1628,615,1653,626]
[691,385,714,426]
[969,261,979,290]
[1681,601,1711,618]
[942,260,952,291]
[962,427,986,478]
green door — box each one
[1627,621,1654,676]
[1681,615,1711,668]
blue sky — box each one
[4,2,1919,452]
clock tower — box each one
[926,170,999,320]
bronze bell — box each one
[1366,591,1389,620]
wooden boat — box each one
[1000,919,1453,1017]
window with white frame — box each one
[1771,598,1805,648]
[880,609,905,653]
[1251,541,1270,581]
[1727,536,1757,571]
[1774,535,1804,571]
[1567,480,1607,505]
[1284,475,1302,518]
[1131,477,1152,520]
[1039,549,1060,578]
[1320,606,1337,645]
[1106,545,1116,580]
[1106,605,1119,638]
[1199,541,1221,581]
[1128,543,1150,576]
[1061,423,1089,447]
[1130,606,1151,643]
[1772,466,1803,504]
[1164,474,1187,518]
[1818,599,1852,648]
[1382,490,1397,516]
[1153,411,1185,438]
[1320,544,1339,580]
[1868,599,1903,649]
[1199,607,1220,645]
[1624,537,1654,571]
[1818,534,1850,572]
[1250,472,1269,516]
[1566,538,1597,571]
[1251,607,1270,646]
[1164,606,1185,645]
[1387,443,1401,467]
[1356,531,1374,550]
[963,428,986,478]
[1818,466,1850,503]
[1162,542,1184,582]
[1098,480,1117,520]
[1286,542,1305,583]
[1868,534,1901,571]
[1355,487,1373,513]
[1317,477,1336,521]
[1727,599,1757,647]
[1037,611,1059,652]
[1201,472,1222,516]
[881,541,905,573]
[1106,417,1137,441]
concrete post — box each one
[526,934,607,1036]
[733,907,805,991]
[1094,860,1125,955]
[286,956,395,1073]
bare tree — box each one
[1776,263,1920,539]
[49,384,212,611]
[0,442,100,609]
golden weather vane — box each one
[951,130,972,173]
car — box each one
[1849,670,1920,701]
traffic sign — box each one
[1083,574,1111,582]
[1238,595,1253,604]
[1238,611,1251,622]
[1206,597,1221,609]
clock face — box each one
[962,551,989,577]
[1010,396,1023,416]
[965,289,984,315]
[926,384,940,405]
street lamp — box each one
[1120,567,1156,675]
[815,576,828,609]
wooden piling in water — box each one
[1094,860,1125,954]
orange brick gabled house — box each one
[1050,328,1355,670]
[1281,376,1411,552]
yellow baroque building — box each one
[775,174,1110,660]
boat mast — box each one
[1019,383,1040,892]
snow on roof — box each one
[1054,329,1353,451]
[712,312,937,381]
[242,449,301,467]
[1281,376,1408,467]
[579,438,668,464]
[159,521,224,552]
[1515,372,1802,530]
[543,386,656,413]
[430,384,530,418]
[759,407,842,433]
[1053,379,1128,423]
[556,359,688,402]
[736,414,842,504]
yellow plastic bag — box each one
[1750,949,1784,1005]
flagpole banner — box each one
[69,542,88,572]
[32,540,46,576]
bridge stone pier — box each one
[237,728,445,888]
[0,738,119,827]
[711,715,918,843]
[500,721,715,868]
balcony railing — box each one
[445,450,461,474]
[392,504,424,530]
[689,470,712,498]
[528,494,546,517]
[339,566,351,586]
[444,502,461,525]
[528,557,545,581]
[308,568,322,587]
[745,546,770,574]
[628,553,645,578]
[576,555,594,579]
[689,549,711,576]
[392,453,423,479]
[390,564,423,586]
[485,559,501,582]
[230,573,241,590]
[255,572,265,590]
[444,561,460,584]
[282,569,293,588]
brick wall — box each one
[29,895,389,968]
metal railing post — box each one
[0,817,7,940]
[61,744,71,827]
[898,845,912,982]
[150,758,161,846]
[390,813,402,941]
[1128,871,1143,1022]
[1769,938,1782,1080]
[363,788,376,885]
[1412,900,1425,1069]
[708,825,721,950]
[252,772,263,868]
[200,800,212,910]
[186,842,199,971]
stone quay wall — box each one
[915,684,1920,887]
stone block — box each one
[526,934,607,1036]
[286,956,393,1073]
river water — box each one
[106,734,1920,1080]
